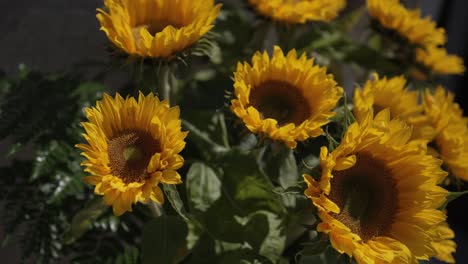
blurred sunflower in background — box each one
[367,0,445,47]
[416,46,466,75]
[96,0,221,58]
[231,46,343,148]
[77,93,188,215]
[353,74,435,143]
[247,0,346,24]
[304,110,451,263]
[424,87,468,181]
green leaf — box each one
[263,147,299,189]
[162,184,190,222]
[113,246,140,264]
[243,211,286,262]
[142,215,188,264]
[64,198,108,244]
[220,150,286,216]
[244,213,269,252]
[202,199,246,243]
[186,162,222,213]
[184,233,218,264]
[298,244,349,264]
[218,249,273,264]
[182,117,229,158]
[440,190,468,210]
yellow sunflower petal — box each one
[416,46,465,75]
[248,0,345,24]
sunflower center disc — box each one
[328,152,398,241]
[108,130,161,183]
[249,80,311,126]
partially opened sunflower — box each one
[353,74,435,143]
[424,86,468,181]
[367,0,445,47]
[304,110,450,263]
[231,46,343,148]
[248,0,346,24]
[97,0,221,58]
[77,93,188,215]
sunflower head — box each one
[97,0,221,58]
[353,74,436,142]
[367,0,445,47]
[77,93,188,215]
[231,46,343,148]
[424,86,468,181]
[248,0,346,24]
[416,46,466,75]
[304,110,449,263]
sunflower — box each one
[97,0,221,58]
[367,0,445,47]
[231,46,343,148]
[431,222,456,263]
[77,93,188,216]
[424,86,468,181]
[304,110,449,263]
[416,46,465,75]
[247,0,346,24]
[353,74,435,142]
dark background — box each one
[0,0,467,263]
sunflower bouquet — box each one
[1,0,467,263]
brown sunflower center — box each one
[133,20,184,36]
[249,80,311,126]
[107,130,161,183]
[328,152,398,241]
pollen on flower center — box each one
[249,80,311,126]
[328,152,398,241]
[107,130,161,183]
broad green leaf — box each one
[278,150,299,189]
[220,150,285,216]
[142,215,188,264]
[263,146,299,189]
[202,198,246,243]
[64,198,108,244]
[184,234,218,264]
[244,213,269,252]
[298,244,350,264]
[186,162,222,213]
[218,249,273,264]
[182,112,230,158]
[162,184,190,222]
[243,211,286,262]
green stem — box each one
[159,64,172,103]
[218,113,230,148]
